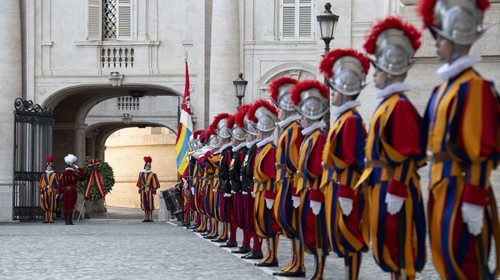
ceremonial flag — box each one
[175,60,193,175]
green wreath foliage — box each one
[77,161,115,201]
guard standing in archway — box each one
[59,154,87,225]
[137,156,160,222]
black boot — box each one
[242,250,263,259]
[219,240,238,248]
[231,246,251,254]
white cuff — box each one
[191,187,195,195]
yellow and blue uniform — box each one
[38,172,59,212]
[322,108,367,280]
[136,171,160,211]
[423,68,500,280]
[358,92,426,279]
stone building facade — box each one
[0,0,498,221]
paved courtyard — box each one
[1,205,497,280]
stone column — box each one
[0,1,22,222]
[208,0,240,118]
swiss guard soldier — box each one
[38,156,58,223]
[290,80,330,280]
[137,156,160,222]
[239,104,264,260]
[59,154,87,225]
[319,48,370,280]
[209,113,233,243]
[418,0,500,278]
[360,16,426,279]
[201,127,220,239]
[268,77,307,277]
[187,129,205,229]
[248,99,281,267]
[228,110,251,253]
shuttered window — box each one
[280,0,313,40]
[87,0,132,41]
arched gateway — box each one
[12,84,182,221]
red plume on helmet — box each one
[319,49,371,79]
[227,115,236,129]
[290,80,329,106]
[417,0,490,29]
[203,126,215,141]
[143,156,152,163]
[363,16,422,55]
[235,104,252,128]
[192,129,204,140]
[209,112,231,131]
[247,99,278,124]
[268,77,299,103]
[46,156,54,166]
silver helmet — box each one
[230,126,246,141]
[363,16,422,77]
[252,103,277,132]
[243,116,258,136]
[291,80,330,121]
[269,77,299,111]
[433,0,486,45]
[210,113,231,139]
[320,49,370,96]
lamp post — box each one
[232,73,248,107]
[317,2,339,128]
[122,113,133,125]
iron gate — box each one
[12,98,53,221]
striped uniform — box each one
[358,93,426,279]
[423,68,500,279]
[137,171,160,211]
[38,171,59,212]
[321,108,367,280]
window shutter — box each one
[298,5,312,38]
[87,0,102,40]
[281,1,296,39]
[117,0,131,40]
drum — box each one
[162,186,183,216]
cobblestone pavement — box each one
[0,218,274,280]
[1,203,497,280]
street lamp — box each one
[317,2,339,53]
[317,2,339,128]
[233,73,248,107]
[122,113,133,125]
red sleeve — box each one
[308,134,326,176]
[262,147,276,179]
[340,116,360,165]
[390,99,421,157]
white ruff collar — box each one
[216,143,232,154]
[332,100,361,119]
[257,136,274,148]
[376,82,412,99]
[65,167,74,171]
[278,115,301,129]
[232,142,247,152]
[46,170,54,175]
[246,139,259,148]
[437,55,481,80]
[142,169,151,173]
[301,121,325,136]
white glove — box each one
[338,197,353,216]
[182,178,187,187]
[310,200,322,215]
[223,193,232,198]
[265,198,274,209]
[292,196,300,208]
[461,202,484,236]
[251,192,255,198]
[385,193,405,215]
[191,187,195,195]
[242,191,248,195]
